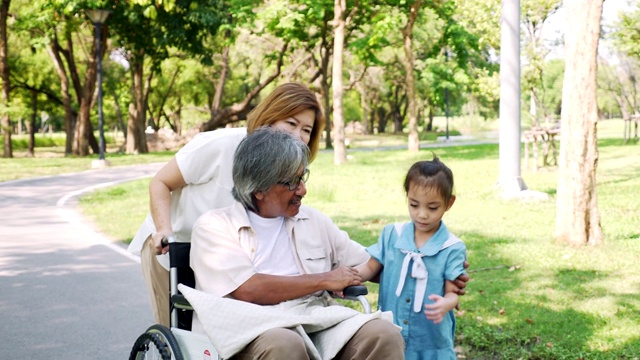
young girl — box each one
[357,156,467,359]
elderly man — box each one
[186,127,405,360]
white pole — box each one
[498,0,527,194]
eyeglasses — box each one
[278,168,310,191]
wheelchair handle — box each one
[160,234,176,248]
[343,285,368,297]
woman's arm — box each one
[148,158,187,254]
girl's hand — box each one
[424,294,448,324]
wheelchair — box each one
[129,240,371,360]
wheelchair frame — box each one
[129,240,371,360]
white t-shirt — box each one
[247,211,299,276]
[128,127,247,269]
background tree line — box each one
[0,0,637,160]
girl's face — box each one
[407,183,455,239]
[271,109,315,145]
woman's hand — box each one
[151,232,171,255]
[451,260,470,295]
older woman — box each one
[188,127,405,359]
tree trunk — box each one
[530,91,538,127]
[0,0,11,158]
[318,29,333,150]
[357,83,370,135]
[426,105,434,132]
[211,45,229,112]
[112,89,127,138]
[173,97,182,135]
[126,59,149,154]
[28,90,37,157]
[403,0,422,152]
[391,86,406,133]
[555,0,604,246]
[74,98,93,156]
[151,68,178,131]
[377,106,387,134]
[332,0,347,165]
[72,24,101,157]
[46,40,75,155]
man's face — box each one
[254,169,308,218]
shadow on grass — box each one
[456,232,640,359]
[555,268,612,297]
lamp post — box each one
[86,9,110,166]
[444,48,450,141]
[445,86,450,141]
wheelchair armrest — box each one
[333,285,371,314]
[343,285,368,297]
[171,293,193,311]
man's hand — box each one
[322,265,363,293]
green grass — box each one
[0,133,175,182]
[7,118,640,358]
[0,151,175,182]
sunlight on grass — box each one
[79,180,152,242]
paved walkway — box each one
[0,163,163,360]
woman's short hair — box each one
[246,82,325,162]
[404,155,454,202]
[232,127,310,212]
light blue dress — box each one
[367,221,466,360]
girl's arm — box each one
[424,281,459,324]
[354,257,382,282]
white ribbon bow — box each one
[395,250,428,312]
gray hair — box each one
[231,127,310,212]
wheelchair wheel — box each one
[129,332,171,360]
[145,325,184,360]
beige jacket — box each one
[190,201,371,298]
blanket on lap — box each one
[178,284,396,360]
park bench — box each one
[523,126,560,172]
